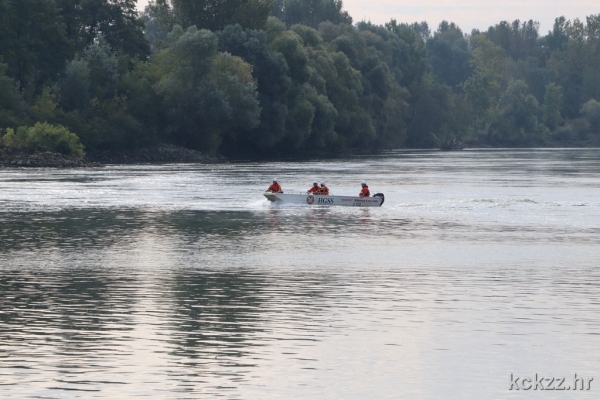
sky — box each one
[135,0,599,34]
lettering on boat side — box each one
[317,197,335,205]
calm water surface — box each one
[1,149,600,399]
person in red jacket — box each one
[266,178,282,193]
[359,181,370,197]
[307,181,320,194]
[319,181,329,195]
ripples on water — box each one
[1,149,600,399]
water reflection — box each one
[0,267,138,394]
[2,149,600,398]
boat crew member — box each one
[266,178,282,193]
[359,181,370,197]
[307,181,320,194]
[319,181,329,195]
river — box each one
[1,148,600,399]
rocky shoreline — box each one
[0,144,224,168]
[0,151,100,168]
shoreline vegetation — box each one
[0,144,223,168]
[1,1,600,163]
[3,142,599,169]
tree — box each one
[0,61,25,129]
[0,0,70,97]
[82,36,120,101]
[546,15,600,118]
[492,79,545,143]
[269,30,310,83]
[170,0,271,31]
[426,21,472,89]
[462,34,508,138]
[153,26,260,152]
[544,17,569,53]
[581,99,600,132]
[2,122,85,157]
[56,0,149,59]
[406,73,466,147]
[273,0,352,28]
[485,19,540,61]
[61,58,91,112]
[542,83,563,130]
[218,24,291,152]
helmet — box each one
[361,181,367,185]
[313,181,318,185]
[320,181,325,185]
[273,178,278,182]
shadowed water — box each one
[1,149,600,399]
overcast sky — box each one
[135,0,599,34]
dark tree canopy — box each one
[169,0,271,31]
[2,0,600,157]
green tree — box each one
[272,0,352,28]
[425,21,472,89]
[462,34,508,138]
[546,15,600,118]
[542,83,563,130]
[485,19,540,61]
[0,61,25,129]
[2,122,84,157]
[0,0,70,97]
[543,17,569,53]
[169,0,271,31]
[492,79,545,143]
[153,26,260,152]
[30,85,60,123]
[270,30,310,83]
[218,24,291,152]
[406,73,466,147]
[581,99,600,132]
[60,58,91,112]
[56,0,149,59]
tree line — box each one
[1,0,600,158]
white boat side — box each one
[264,192,384,207]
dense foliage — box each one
[1,0,600,158]
[2,122,85,157]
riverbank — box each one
[0,144,224,168]
[0,151,100,168]
[85,144,225,165]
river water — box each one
[1,149,600,399]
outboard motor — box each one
[373,193,385,206]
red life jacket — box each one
[319,185,329,195]
[307,186,320,193]
[268,183,282,193]
[360,186,370,197]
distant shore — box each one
[0,144,224,168]
[3,142,600,169]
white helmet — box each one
[361,181,367,185]
[313,181,318,184]
[320,181,325,185]
[273,178,278,182]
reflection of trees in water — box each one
[160,267,349,387]
[164,270,266,365]
[0,268,137,380]
[0,206,362,392]
[153,211,270,242]
[0,208,388,255]
[0,209,148,253]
